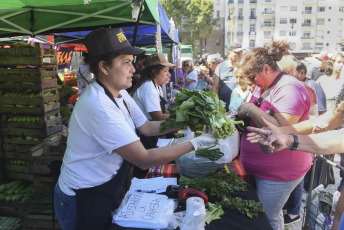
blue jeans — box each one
[284,178,304,215]
[255,176,304,230]
[54,183,77,230]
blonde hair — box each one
[277,55,297,76]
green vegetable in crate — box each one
[0,180,21,192]
[26,136,33,141]
[16,104,25,108]
[6,180,23,195]
[15,184,26,194]
[47,115,56,120]
[0,194,6,201]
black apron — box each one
[73,80,132,230]
[133,86,167,179]
[74,160,129,230]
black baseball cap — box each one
[84,28,145,58]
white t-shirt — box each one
[215,60,235,83]
[185,70,198,90]
[132,81,162,120]
[76,64,93,95]
[58,81,147,195]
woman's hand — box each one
[247,117,281,143]
[246,126,293,153]
[237,102,252,118]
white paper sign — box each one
[113,192,176,229]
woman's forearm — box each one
[247,105,280,128]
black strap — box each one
[96,79,131,118]
[255,71,286,107]
[78,68,90,84]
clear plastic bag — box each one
[176,130,239,178]
[179,197,206,230]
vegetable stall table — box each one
[110,185,272,230]
[110,157,272,230]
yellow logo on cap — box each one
[117,32,127,43]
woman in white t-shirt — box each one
[54,28,216,230]
[182,60,198,90]
[131,53,175,178]
[316,52,344,111]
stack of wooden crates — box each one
[0,43,62,229]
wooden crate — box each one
[0,79,57,90]
[0,102,60,115]
[0,88,59,105]
[2,123,61,138]
[4,163,29,174]
[5,172,33,181]
[0,56,57,67]
[0,43,57,67]
[33,176,55,191]
[3,137,42,146]
[0,43,56,57]
[1,110,62,129]
[0,67,57,90]
[28,135,63,157]
[28,155,63,175]
[3,152,28,159]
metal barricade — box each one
[302,155,344,230]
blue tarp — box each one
[54,1,178,46]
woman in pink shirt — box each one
[237,40,312,230]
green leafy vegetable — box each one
[179,172,265,219]
[160,89,237,140]
[195,145,224,161]
[206,202,224,225]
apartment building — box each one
[178,0,344,59]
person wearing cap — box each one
[76,52,93,96]
[53,27,216,230]
[311,51,329,81]
[205,56,232,111]
[214,43,243,91]
[130,53,175,178]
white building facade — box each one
[178,0,344,59]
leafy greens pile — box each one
[179,172,265,219]
[160,89,240,140]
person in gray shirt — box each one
[296,62,327,115]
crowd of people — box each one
[56,26,344,230]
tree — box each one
[161,0,218,50]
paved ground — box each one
[285,154,342,230]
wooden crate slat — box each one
[4,164,30,173]
[0,43,55,57]
[0,79,57,90]
[5,172,33,181]
[1,102,60,114]
[0,67,57,77]
[0,90,59,106]
[0,56,57,66]
[2,123,61,138]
